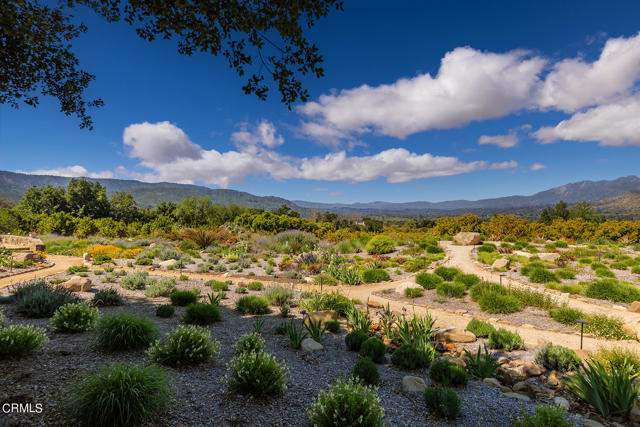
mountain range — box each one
[1,170,639,218]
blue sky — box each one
[2,0,640,203]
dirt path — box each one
[440,241,640,324]
[0,255,83,290]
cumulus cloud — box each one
[19,165,114,179]
[530,163,546,171]
[231,120,284,150]
[478,133,519,148]
[123,121,202,165]
[533,96,640,146]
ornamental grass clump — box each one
[65,363,172,427]
[147,325,220,367]
[236,295,270,314]
[0,324,48,359]
[96,313,160,351]
[465,318,495,338]
[182,303,221,325]
[307,377,384,427]
[92,288,124,307]
[169,289,199,306]
[464,345,504,379]
[223,350,289,397]
[262,286,294,306]
[415,272,443,289]
[512,405,572,427]
[362,268,390,283]
[14,279,78,318]
[488,328,524,351]
[436,281,465,298]
[51,302,99,332]
[434,267,460,281]
[144,279,177,298]
[423,386,461,420]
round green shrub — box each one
[345,330,369,351]
[429,359,468,387]
[236,295,270,314]
[423,386,460,420]
[120,272,155,290]
[51,302,99,332]
[595,267,616,278]
[182,303,221,325]
[477,243,497,253]
[585,279,640,303]
[14,280,78,318]
[359,337,386,363]
[404,287,424,298]
[262,286,294,306]
[312,274,339,286]
[454,273,481,288]
[206,280,229,291]
[529,268,559,283]
[169,290,199,306]
[144,279,176,298]
[478,291,520,314]
[466,318,495,338]
[223,351,289,397]
[391,344,433,370]
[556,269,576,280]
[534,344,580,372]
[92,289,123,306]
[147,325,219,367]
[307,377,384,427]
[488,328,525,351]
[436,281,466,298]
[247,281,263,291]
[353,357,379,385]
[232,332,264,355]
[362,268,390,283]
[434,267,460,281]
[0,324,48,359]
[415,272,443,289]
[513,405,572,427]
[325,319,340,333]
[96,313,160,351]
[365,235,395,255]
[155,304,174,318]
[549,306,584,324]
[66,363,172,427]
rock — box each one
[503,392,531,402]
[63,276,92,292]
[492,258,510,270]
[159,260,175,268]
[396,282,423,294]
[522,362,542,377]
[553,396,570,409]
[12,252,42,263]
[512,381,535,399]
[443,343,457,352]
[497,357,510,365]
[498,367,525,386]
[434,328,476,343]
[483,378,501,388]
[304,310,338,326]
[367,300,383,309]
[301,338,323,351]
[547,371,559,387]
[630,407,640,423]
[622,322,640,339]
[402,376,426,393]
[453,232,481,245]
[538,252,560,262]
[82,252,91,262]
[629,301,640,313]
[583,420,605,427]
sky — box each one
[2,0,640,203]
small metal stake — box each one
[499,273,505,286]
[576,320,589,350]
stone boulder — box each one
[434,328,476,343]
[629,301,640,313]
[159,260,175,268]
[503,392,531,402]
[401,376,426,393]
[521,362,542,377]
[453,232,481,246]
[301,338,323,352]
[512,381,536,399]
[395,281,423,294]
[538,252,560,262]
[553,396,570,409]
[63,276,92,292]
[12,252,42,263]
[492,258,509,270]
[82,252,91,262]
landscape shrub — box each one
[391,344,433,370]
[0,324,48,358]
[120,272,155,290]
[299,292,353,316]
[436,281,465,298]
[595,267,616,278]
[488,328,524,351]
[454,273,481,288]
[259,230,318,254]
[632,265,640,274]
[477,243,497,253]
[549,306,584,324]
[92,289,123,306]
[478,291,520,314]
[404,287,423,298]
[206,280,229,291]
[14,279,78,318]
[247,281,263,291]
[96,313,159,351]
[134,257,153,266]
[232,332,264,355]
[423,386,460,420]
[345,330,369,351]
[509,287,556,310]
[312,274,338,286]
[362,268,390,283]
[144,279,177,298]
[415,272,443,289]
[169,290,199,306]
[529,268,558,283]
[236,295,270,314]
[466,318,495,338]
[512,405,572,427]
[434,267,460,281]
[359,337,386,363]
[67,265,89,274]
[325,319,340,333]
[565,360,640,418]
[307,377,384,427]
[234,286,248,294]
[147,325,219,367]
[584,279,640,303]
[51,302,99,332]
[556,269,576,280]
[583,314,631,340]
[223,351,289,397]
[157,247,181,261]
[429,359,468,387]
[534,344,581,372]
[66,363,172,427]
[155,304,174,318]
[182,303,221,325]
[365,235,395,255]
[263,286,294,306]
[610,262,628,270]
[592,346,640,374]
[353,357,379,384]
[196,262,212,272]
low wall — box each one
[0,234,45,252]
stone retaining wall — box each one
[0,234,45,251]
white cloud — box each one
[533,96,640,146]
[123,121,202,165]
[530,163,546,171]
[231,120,284,151]
[478,133,519,148]
[19,165,114,179]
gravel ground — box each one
[0,272,583,426]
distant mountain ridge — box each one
[1,170,640,217]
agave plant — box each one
[464,345,504,379]
[304,317,327,343]
[394,313,435,353]
[285,321,308,349]
[380,303,395,338]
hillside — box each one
[594,191,640,219]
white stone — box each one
[159,260,174,268]
[538,252,560,262]
[301,338,323,351]
[402,376,426,393]
[492,258,510,270]
[82,252,91,261]
[453,232,481,245]
[503,392,531,402]
[396,281,423,294]
[553,396,570,409]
